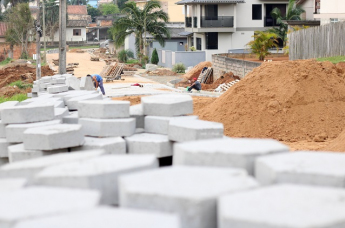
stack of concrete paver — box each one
[0,74,345,228]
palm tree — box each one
[110,1,170,62]
[247,31,279,61]
[269,0,305,46]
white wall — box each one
[47,27,86,42]
[203,32,232,61]
[231,31,254,50]
[299,0,315,20]
[320,0,345,14]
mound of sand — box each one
[183,61,212,80]
[196,60,345,142]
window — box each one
[206,32,218,50]
[330,18,339,23]
[196,38,201,50]
[252,4,262,20]
[205,5,218,20]
[73,29,81,36]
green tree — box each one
[117,49,134,62]
[87,4,101,21]
[110,1,170,62]
[247,31,279,61]
[269,0,305,46]
[99,3,119,15]
[41,0,60,44]
[151,48,159,64]
[117,0,128,10]
[5,3,34,59]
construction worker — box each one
[188,78,201,92]
[88,74,105,95]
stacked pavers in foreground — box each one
[0,79,344,228]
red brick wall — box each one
[0,42,37,60]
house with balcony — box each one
[313,0,345,25]
[176,0,291,61]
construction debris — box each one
[90,57,99,61]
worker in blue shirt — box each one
[87,74,105,95]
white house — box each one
[176,0,290,61]
[313,0,345,25]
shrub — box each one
[172,63,186,73]
[151,48,159,64]
[190,46,196,51]
[118,49,134,62]
[9,81,33,89]
[0,94,27,103]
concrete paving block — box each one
[0,178,27,193]
[80,76,95,90]
[218,184,345,228]
[0,101,18,119]
[8,144,65,163]
[62,91,98,103]
[1,104,55,124]
[119,166,257,228]
[135,128,145,134]
[62,111,79,124]
[54,107,69,120]
[47,85,69,94]
[25,97,64,109]
[14,207,180,228]
[19,95,54,105]
[0,187,100,228]
[65,76,81,90]
[142,94,193,116]
[40,76,52,83]
[51,78,66,85]
[169,119,224,142]
[174,138,289,175]
[66,93,103,110]
[39,82,52,89]
[0,150,106,180]
[23,124,84,150]
[34,154,158,205]
[0,158,8,166]
[125,133,173,158]
[130,104,144,128]
[0,120,6,138]
[145,115,198,135]
[79,118,135,137]
[71,137,126,154]
[0,138,10,158]
[6,120,61,143]
[78,100,130,119]
[255,151,345,187]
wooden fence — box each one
[289,21,345,60]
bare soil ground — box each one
[230,55,290,62]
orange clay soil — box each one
[195,60,345,146]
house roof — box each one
[178,31,193,36]
[146,27,186,38]
[67,5,87,15]
[100,20,113,27]
[67,20,88,27]
[0,22,7,37]
[176,0,245,5]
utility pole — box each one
[42,0,46,64]
[59,0,67,74]
[35,0,41,80]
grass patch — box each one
[0,58,12,66]
[317,56,345,64]
[9,81,33,89]
[40,47,56,51]
[0,94,28,103]
[126,59,139,64]
[31,61,47,66]
[69,45,99,50]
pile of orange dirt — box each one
[0,64,54,88]
[196,59,345,143]
[201,72,238,90]
[183,61,212,80]
[147,69,178,76]
[123,67,138,71]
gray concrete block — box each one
[34,155,158,205]
[47,85,69,94]
[40,76,52,83]
[135,128,145,134]
[125,133,173,158]
[0,150,106,180]
[23,124,84,150]
[218,184,345,228]
[130,104,144,128]
[66,93,103,110]
[145,115,198,135]
[255,151,345,187]
[169,119,224,142]
[25,97,64,109]
[51,78,66,85]
[142,94,193,116]
[0,138,10,158]
[1,104,55,124]
[14,207,180,228]
[0,187,100,228]
[54,108,69,120]
[6,120,61,143]
[71,137,126,154]
[119,166,257,228]
[62,91,97,103]
[0,158,8,166]
[39,82,52,89]
[0,120,6,138]
[0,178,27,193]
[78,100,130,119]
[0,101,18,119]
[174,138,289,175]
[19,95,54,105]
[80,76,95,90]
[79,118,136,137]
[65,76,81,90]
[8,144,65,163]
[62,111,79,124]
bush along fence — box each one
[289,21,345,60]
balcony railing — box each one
[264,16,279,27]
[200,16,234,28]
[185,17,192,27]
